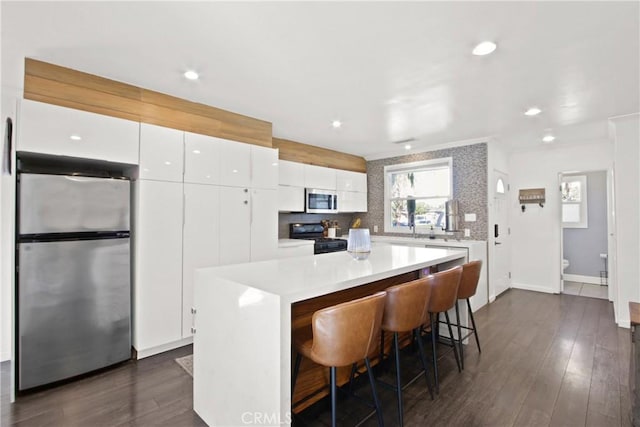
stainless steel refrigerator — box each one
[17,173,131,390]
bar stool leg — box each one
[292,353,302,396]
[429,313,439,394]
[444,311,462,372]
[364,357,385,427]
[414,328,434,400]
[467,298,481,353]
[330,366,337,427]
[393,332,403,426]
[455,300,464,370]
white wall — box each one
[610,114,640,327]
[508,141,614,295]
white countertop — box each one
[196,244,466,303]
[371,235,486,248]
[277,238,315,248]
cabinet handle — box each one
[191,327,196,334]
[244,200,248,204]
[191,307,196,314]
[244,188,248,193]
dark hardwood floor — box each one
[1,289,633,426]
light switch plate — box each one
[373,225,378,233]
[464,213,476,222]
[464,228,471,237]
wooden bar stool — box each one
[292,292,387,427]
[380,277,434,427]
[454,260,483,369]
[425,265,463,393]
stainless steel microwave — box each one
[306,188,338,214]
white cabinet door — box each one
[184,132,220,185]
[304,164,336,190]
[338,191,367,212]
[219,139,251,188]
[18,99,139,164]
[182,183,220,338]
[133,180,183,352]
[219,186,251,265]
[251,146,279,189]
[250,188,278,261]
[337,170,367,193]
[279,160,304,187]
[278,185,305,212]
[139,124,184,182]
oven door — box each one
[306,189,338,213]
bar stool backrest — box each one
[427,266,463,313]
[458,260,482,300]
[310,291,387,367]
[382,278,431,333]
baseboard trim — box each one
[563,274,605,285]
[135,336,193,360]
[511,283,557,294]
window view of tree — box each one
[386,162,451,230]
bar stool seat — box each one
[292,292,387,427]
[379,277,434,427]
[425,265,463,393]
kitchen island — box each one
[193,244,467,426]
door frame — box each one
[557,169,616,309]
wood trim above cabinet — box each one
[273,137,366,173]
[23,58,272,147]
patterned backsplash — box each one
[360,143,488,240]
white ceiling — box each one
[2,2,638,159]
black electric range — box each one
[289,223,347,254]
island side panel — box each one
[194,273,283,426]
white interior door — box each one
[492,170,511,297]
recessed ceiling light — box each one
[184,70,199,80]
[69,134,82,141]
[192,149,201,154]
[524,107,542,116]
[164,161,172,165]
[331,120,342,129]
[542,135,555,143]
[232,169,238,173]
[272,162,278,166]
[404,144,412,150]
[472,41,497,56]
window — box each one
[384,158,452,232]
[561,175,588,228]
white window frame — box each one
[562,175,588,228]
[383,158,453,233]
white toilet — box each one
[562,259,570,271]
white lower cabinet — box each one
[182,183,220,338]
[133,180,183,354]
[219,186,251,265]
[250,188,278,261]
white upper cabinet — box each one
[18,99,139,164]
[279,160,305,187]
[336,170,367,193]
[338,190,368,212]
[251,145,279,190]
[304,164,336,190]
[184,133,220,185]
[278,186,305,212]
[219,139,251,188]
[139,124,184,182]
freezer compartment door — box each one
[19,173,130,235]
[18,238,131,390]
